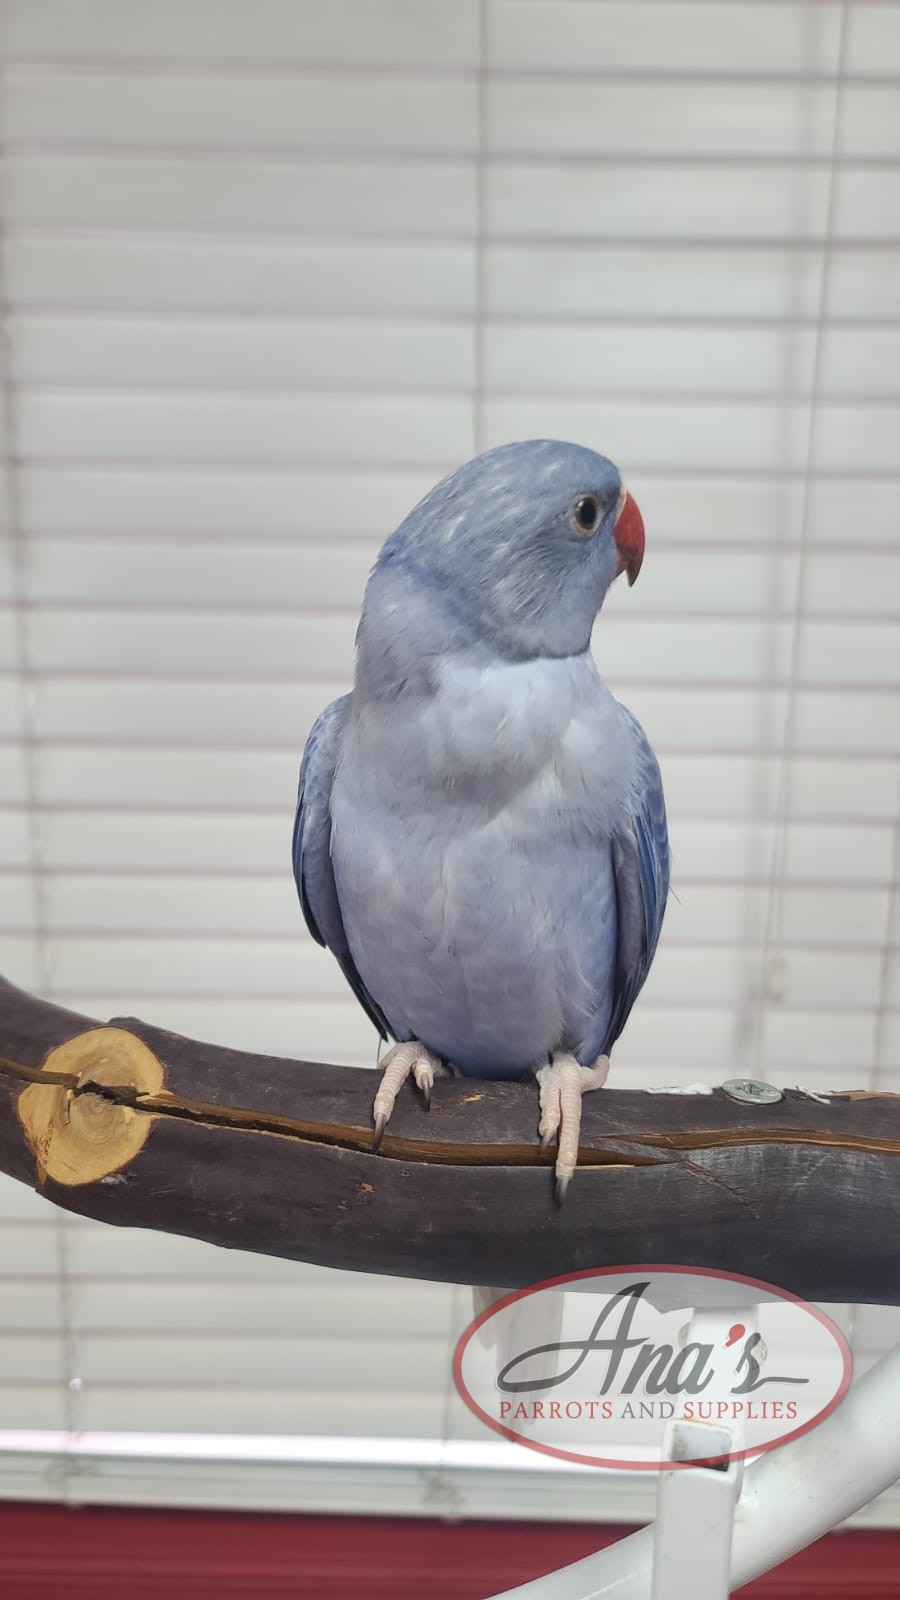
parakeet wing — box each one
[598,707,670,1057]
[292,695,391,1040]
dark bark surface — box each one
[2,975,898,1298]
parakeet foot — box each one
[372,1040,446,1149]
[536,1052,610,1203]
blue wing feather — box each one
[292,695,391,1040]
[597,707,669,1057]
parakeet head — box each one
[372,439,644,661]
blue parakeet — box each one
[293,440,669,1199]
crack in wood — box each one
[3,1054,900,1172]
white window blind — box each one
[0,0,898,1520]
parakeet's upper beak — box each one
[613,490,645,586]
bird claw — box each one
[536,1052,610,1200]
[413,1055,438,1110]
[371,1041,445,1148]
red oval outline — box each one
[452,1263,853,1471]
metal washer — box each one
[721,1077,784,1105]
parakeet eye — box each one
[573,496,601,535]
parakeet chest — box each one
[329,653,629,1074]
[359,651,626,807]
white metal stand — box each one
[489,1338,900,1599]
[650,1434,740,1600]
[650,1306,754,1600]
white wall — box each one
[0,0,898,1517]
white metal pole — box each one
[490,1343,900,1599]
[650,1306,755,1600]
[650,1438,740,1600]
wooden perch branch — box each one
[1,975,898,1300]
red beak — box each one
[614,491,645,587]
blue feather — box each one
[592,707,669,1060]
[292,695,391,1040]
